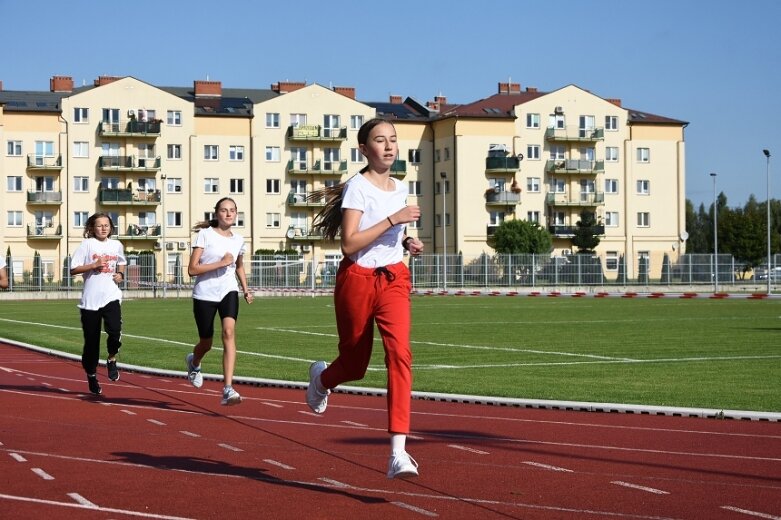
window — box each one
[408,181,421,196]
[290,147,307,170]
[290,113,307,127]
[204,178,219,193]
[444,147,450,161]
[526,113,540,129]
[102,108,120,123]
[552,179,566,193]
[204,145,219,160]
[526,177,540,193]
[323,114,340,137]
[266,112,280,128]
[637,147,650,163]
[526,145,540,160]
[229,145,244,161]
[167,110,182,126]
[552,211,565,226]
[101,177,120,189]
[637,180,650,195]
[605,179,619,194]
[166,177,182,193]
[605,146,619,162]
[550,114,565,129]
[74,107,89,123]
[350,148,363,162]
[550,145,565,160]
[323,148,340,170]
[102,142,120,158]
[35,141,55,158]
[266,213,281,228]
[489,178,506,191]
[637,212,650,227]
[435,149,441,162]
[236,212,245,227]
[527,211,540,223]
[34,176,55,192]
[230,178,244,194]
[605,211,619,227]
[137,177,156,192]
[167,212,182,227]
[408,216,422,229]
[266,179,281,194]
[579,147,595,161]
[409,149,421,163]
[167,144,182,160]
[7,176,22,192]
[7,140,22,156]
[489,211,505,226]
[72,141,89,158]
[436,178,450,194]
[605,115,618,131]
[137,143,155,164]
[265,146,280,162]
[73,211,89,228]
[605,251,618,270]
[73,176,89,192]
[7,211,23,227]
[139,211,156,226]
[350,115,363,129]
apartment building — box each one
[0,75,686,284]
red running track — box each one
[1,341,780,520]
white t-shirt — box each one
[341,174,407,268]
[71,237,127,310]
[192,226,246,302]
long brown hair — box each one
[192,197,237,231]
[310,118,394,240]
[83,213,116,239]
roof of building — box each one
[0,90,63,112]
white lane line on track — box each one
[391,501,439,517]
[147,419,166,426]
[10,453,27,462]
[611,481,669,495]
[218,443,243,452]
[341,421,367,427]
[261,402,283,408]
[522,461,574,473]
[31,468,54,480]
[720,506,781,519]
[0,492,195,519]
[448,444,489,455]
[263,459,295,470]
[179,431,200,438]
[122,410,137,415]
[319,478,349,487]
[67,493,97,507]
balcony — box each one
[118,224,161,239]
[99,155,161,172]
[545,159,605,175]
[548,225,605,237]
[485,189,521,207]
[287,192,325,207]
[485,156,521,173]
[287,159,348,175]
[486,224,499,237]
[287,125,347,141]
[27,190,63,205]
[545,126,605,142]
[546,192,605,207]
[99,120,161,137]
[390,159,407,178]
[27,223,62,239]
[27,154,63,171]
[99,188,161,206]
[285,226,325,241]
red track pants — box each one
[320,258,413,434]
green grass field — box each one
[0,295,779,412]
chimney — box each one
[94,75,121,87]
[194,80,222,98]
[50,76,74,93]
[498,82,521,94]
[271,81,306,94]
[426,101,440,111]
[0,80,3,92]
[606,98,622,107]
[333,86,355,99]
[389,95,402,104]
[525,86,538,93]
[434,95,447,105]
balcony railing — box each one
[287,192,326,207]
[99,188,161,205]
[545,192,605,206]
[485,156,521,172]
[99,120,161,137]
[485,190,521,206]
[118,224,161,239]
[548,225,605,236]
[545,126,605,142]
[26,190,63,204]
[27,223,62,238]
[287,125,347,141]
[287,159,349,174]
[486,225,500,237]
[99,155,161,171]
[26,154,63,170]
[286,226,325,241]
[390,159,407,177]
[545,159,605,175]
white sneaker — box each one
[221,385,241,406]
[185,353,203,388]
[387,451,419,479]
[306,361,329,413]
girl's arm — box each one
[187,247,234,277]
[340,205,421,257]
[234,254,253,303]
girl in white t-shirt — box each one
[70,213,127,395]
[306,118,425,479]
[184,197,253,405]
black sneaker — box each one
[107,359,119,381]
[87,374,102,395]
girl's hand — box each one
[222,252,235,267]
[390,205,421,225]
[244,291,254,304]
[407,237,424,256]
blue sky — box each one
[2,0,779,210]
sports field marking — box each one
[31,468,54,480]
[611,481,669,495]
[522,461,573,472]
[720,506,780,519]
[67,493,97,507]
[0,492,196,519]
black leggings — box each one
[80,299,122,375]
[192,292,239,339]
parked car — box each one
[752,267,781,281]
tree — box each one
[571,210,601,254]
[492,219,552,254]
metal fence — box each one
[2,253,779,293]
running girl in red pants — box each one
[306,118,424,479]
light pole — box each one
[161,173,167,298]
[764,149,771,294]
[440,171,447,290]
[710,172,718,292]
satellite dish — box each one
[286,227,295,239]
[680,231,689,241]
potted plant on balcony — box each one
[510,179,521,193]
